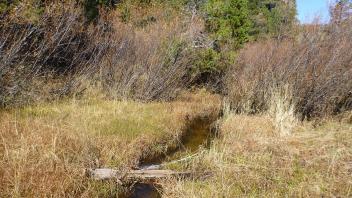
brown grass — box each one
[162,113,352,197]
[0,91,221,197]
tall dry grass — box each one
[225,17,352,119]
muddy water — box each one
[121,183,161,198]
[140,117,215,167]
[121,117,216,198]
[180,117,215,153]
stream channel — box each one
[120,117,218,198]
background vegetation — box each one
[0,0,301,107]
[226,1,352,119]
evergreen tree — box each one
[248,0,297,39]
[205,0,250,48]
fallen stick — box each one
[140,152,202,170]
[161,152,201,166]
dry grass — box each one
[0,91,221,197]
[162,113,352,197]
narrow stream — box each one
[120,117,216,198]
[124,183,161,198]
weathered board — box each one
[86,168,191,181]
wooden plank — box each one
[86,168,191,181]
[87,168,119,180]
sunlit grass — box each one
[163,113,352,197]
[19,100,175,140]
[0,91,221,197]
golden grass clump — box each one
[269,85,297,136]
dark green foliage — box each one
[203,0,297,41]
[197,0,250,88]
[84,0,99,21]
[0,0,20,14]
[119,3,131,23]
[248,0,297,39]
[84,0,117,21]
[191,48,221,74]
[204,0,250,48]
[188,48,234,90]
[0,0,44,22]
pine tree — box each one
[248,0,297,39]
[205,0,250,48]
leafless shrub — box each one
[86,12,194,101]
[226,18,352,119]
[0,3,106,106]
[0,1,196,106]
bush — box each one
[191,48,220,74]
[225,18,352,119]
[0,1,195,106]
[187,48,231,91]
[0,3,95,106]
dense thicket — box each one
[0,1,198,106]
[225,9,352,119]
